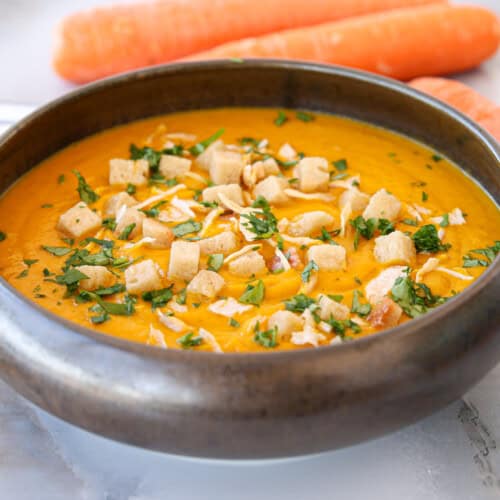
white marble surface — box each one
[0,1,499,499]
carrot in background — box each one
[182,4,500,81]
[53,0,447,83]
[409,77,500,141]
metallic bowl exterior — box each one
[0,61,498,459]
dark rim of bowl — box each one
[0,59,498,362]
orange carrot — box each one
[53,0,447,83]
[182,5,500,81]
[409,77,500,142]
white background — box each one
[0,1,499,499]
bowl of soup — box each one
[0,61,498,459]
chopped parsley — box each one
[0,231,6,242]
[402,218,418,227]
[284,294,315,313]
[229,318,240,328]
[296,111,315,123]
[351,290,371,317]
[422,191,428,202]
[254,322,278,348]
[463,241,500,268]
[189,128,225,156]
[52,268,89,296]
[72,170,99,204]
[176,288,187,305]
[94,283,125,296]
[199,200,218,209]
[301,260,318,283]
[149,174,178,187]
[142,286,174,309]
[41,203,53,208]
[412,224,450,253]
[42,246,73,256]
[207,254,224,272]
[317,226,340,244]
[141,200,167,218]
[130,144,162,172]
[439,213,449,228]
[431,154,443,162]
[332,159,348,171]
[177,332,203,349]
[328,294,344,303]
[350,217,394,249]
[326,317,361,338]
[23,259,38,267]
[16,269,29,279]
[126,183,136,195]
[274,111,288,127]
[102,218,117,231]
[57,174,65,184]
[118,223,136,240]
[239,280,265,306]
[241,197,278,240]
[172,220,202,238]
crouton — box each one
[167,241,200,281]
[268,310,304,337]
[278,143,297,160]
[307,244,346,271]
[104,192,137,217]
[365,266,407,304]
[198,231,238,255]
[125,259,163,294]
[114,208,145,240]
[195,140,225,171]
[261,157,281,176]
[287,211,334,237]
[209,151,245,185]
[339,188,370,212]
[186,270,225,298]
[374,231,416,265]
[142,218,174,249]
[367,297,403,329]
[158,155,192,180]
[297,157,329,192]
[202,184,244,206]
[253,176,289,205]
[228,251,266,278]
[78,265,115,291]
[109,159,149,186]
[317,294,350,321]
[57,202,102,239]
[363,189,401,221]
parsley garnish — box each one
[351,290,371,317]
[142,286,174,309]
[240,197,278,240]
[254,322,278,348]
[274,111,288,127]
[463,241,500,268]
[0,231,6,242]
[42,246,73,257]
[333,159,348,171]
[72,170,99,204]
[57,174,65,184]
[284,294,316,313]
[402,218,418,227]
[431,154,442,162]
[23,259,38,267]
[412,225,450,253]
[126,183,136,195]
[177,332,203,349]
[328,294,344,302]
[422,191,428,202]
[189,128,225,156]
[172,220,202,237]
[440,213,449,228]
[94,283,125,296]
[296,111,315,123]
[102,218,117,231]
[176,288,187,305]
[130,144,162,172]
[301,260,318,283]
[207,254,224,272]
[118,223,136,240]
[229,318,240,328]
[52,268,89,296]
[239,280,265,306]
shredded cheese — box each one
[147,325,167,348]
[199,328,223,353]
[199,208,224,237]
[134,184,187,209]
[225,244,263,264]
[284,188,334,202]
[208,298,253,317]
[157,310,188,332]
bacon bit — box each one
[367,297,403,329]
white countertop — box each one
[1,1,499,499]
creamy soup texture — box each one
[0,108,498,352]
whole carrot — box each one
[53,0,446,83]
[409,77,500,142]
[182,5,500,81]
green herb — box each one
[189,128,225,156]
[410,181,427,188]
[90,310,110,324]
[142,200,167,218]
[42,246,73,256]
[284,294,316,313]
[402,218,418,227]
[52,268,89,296]
[57,174,65,184]
[239,280,265,306]
[41,203,53,208]
[94,283,125,296]
[102,218,117,231]
[176,288,187,305]
[72,170,99,204]
[43,268,54,277]
[377,219,395,235]
[391,273,445,318]
[118,223,136,241]
[240,197,278,240]
[463,241,500,268]
[130,144,162,172]
[412,224,450,253]
[274,111,288,127]
[172,220,202,237]
[326,317,361,338]
[275,158,298,169]
[422,191,428,202]
[238,137,261,148]
[23,259,38,267]
[142,286,174,309]
[0,231,6,242]
[440,213,449,228]
[230,57,244,64]
[126,183,136,195]
[149,174,178,187]
[16,269,29,279]
[199,200,218,209]
[164,144,184,157]
[80,237,114,248]
[351,290,371,317]
[207,254,224,272]
[177,332,203,349]
[330,172,348,181]
[254,322,278,348]
[301,260,318,283]
[328,294,344,303]
[333,159,348,171]
[229,318,240,328]
[431,154,442,162]
[296,111,314,123]
[276,234,284,251]
[350,216,376,249]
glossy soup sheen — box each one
[0,108,498,353]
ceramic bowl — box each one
[0,61,498,459]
